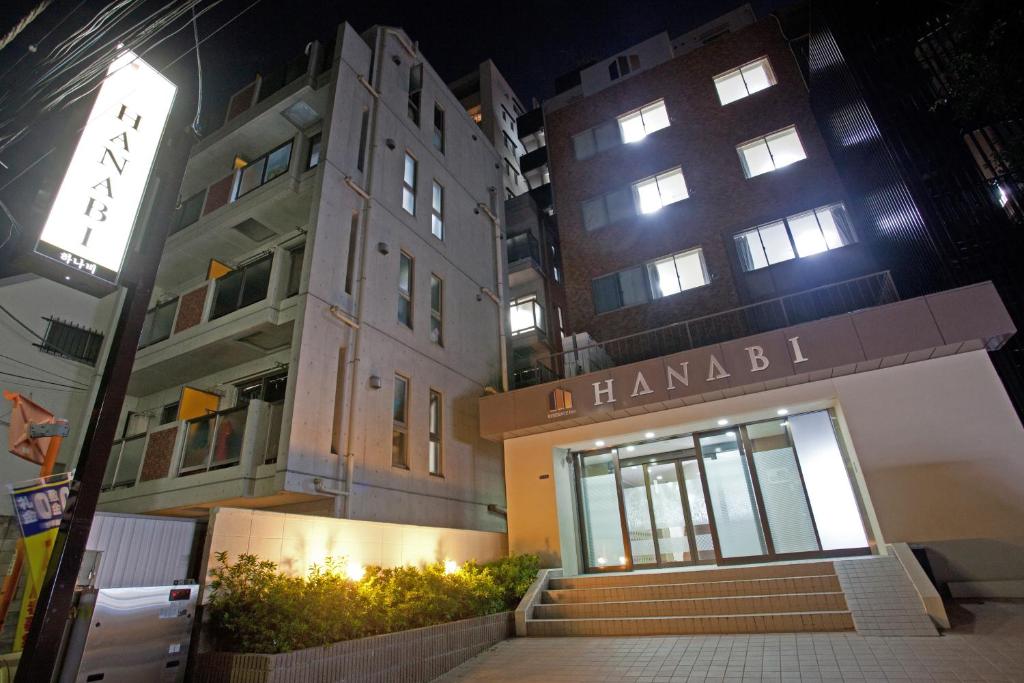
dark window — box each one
[236,370,288,405]
[171,191,205,234]
[211,254,273,319]
[408,64,423,125]
[398,252,413,328]
[306,133,321,169]
[286,244,305,297]
[433,104,445,153]
[138,298,178,349]
[357,109,370,172]
[160,402,180,425]
[234,140,293,199]
[345,211,358,295]
[428,389,442,475]
[37,317,104,365]
[392,374,409,468]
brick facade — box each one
[546,20,853,341]
[140,426,178,482]
[173,285,208,333]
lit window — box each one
[402,153,416,214]
[392,375,409,468]
[430,274,443,345]
[734,204,856,271]
[633,167,688,214]
[737,126,806,178]
[593,248,709,313]
[431,181,444,239]
[617,100,670,143]
[306,133,321,169]
[646,248,708,299]
[428,389,442,475]
[398,252,413,327]
[714,58,776,105]
[510,294,543,334]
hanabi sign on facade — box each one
[34,50,175,290]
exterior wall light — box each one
[346,561,365,581]
[369,375,383,389]
[443,559,459,575]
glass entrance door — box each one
[620,455,714,568]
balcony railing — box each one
[101,434,147,491]
[507,232,541,268]
[513,271,899,388]
[179,406,249,475]
[210,254,273,320]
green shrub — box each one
[207,551,540,654]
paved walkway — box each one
[438,601,1024,682]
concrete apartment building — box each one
[95,24,508,532]
[481,6,1024,611]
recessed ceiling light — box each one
[656,475,663,480]
[717,418,729,426]
[626,446,635,452]
[726,431,735,437]
[594,440,605,447]
[777,408,789,416]
[779,421,788,427]
[644,431,655,438]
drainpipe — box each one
[332,27,388,519]
[479,201,509,392]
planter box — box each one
[193,611,514,683]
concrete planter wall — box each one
[193,611,514,683]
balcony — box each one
[99,399,285,513]
[516,108,544,140]
[513,271,899,387]
[520,146,548,175]
[129,250,299,396]
[510,294,550,353]
[507,232,543,287]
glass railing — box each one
[210,254,272,320]
[138,298,178,349]
[507,233,541,267]
[510,296,545,336]
[233,140,293,200]
[178,406,249,476]
[101,434,148,491]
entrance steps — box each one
[525,561,855,636]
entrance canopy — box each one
[481,282,1015,440]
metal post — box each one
[14,112,193,682]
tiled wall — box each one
[173,285,208,334]
[194,611,514,683]
[140,426,178,482]
[834,555,937,636]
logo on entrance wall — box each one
[547,388,575,419]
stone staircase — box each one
[525,560,855,636]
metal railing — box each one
[178,406,249,475]
[101,434,147,491]
[514,271,898,389]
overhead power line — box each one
[0,370,85,391]
[0,0,53,53]
[0,352,90,388]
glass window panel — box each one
[789,411,868,550]
[264,143,292,181]
[403,153,416,186]
[181,416,215,471]
[398,298,411,327]
[765,128,806,168]
[618,267,648,307]
[393,376,407,422]
[398,254,411,294]
[674,249,707,290]
[715,70,748,105]
[430,276,441,312]
[402,188,415,215]
[239,257,272,308]
[432,182,442,212]
[621,464,656,565]
[573,130,596,160]
[307,135,321,169]
[392,430,407,468]
[634,177,662,214]
[699,431,767,558]
[212,408,247,466]
[748,420,819,554]
[595,121,621,151]
[738,140,775,177]
[740,59,774,94]
[657,169,688,205]
[580,452,627,569]
[592,275,621,313]
[817,204,853,249]
[618,111,646,143]
[236,158,266,197]
[606,187,635,223]
[211,269,243,319]
[640,101,670,134]
[758,221,796,264]
[582,196,608,230]
[647,257,680,299]
[735,230,769,271]
[287,246,304,297]
[787,211,829,257]
[113,437,145,487]
[682,460,715,560]
[647,462,692,563]
[510,296,538,333]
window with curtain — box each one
[594,248,709,314]
[617,99,670,143]
[737,126,806,178]
[633,167,689,214]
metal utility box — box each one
[59,585,197,683]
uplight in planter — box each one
[444,559,459,575]
[346,561,365,581]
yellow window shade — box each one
[207,259,233,280]
[178,387,219,422]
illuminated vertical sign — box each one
[35,50,176,287]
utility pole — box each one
[13,105,194,682]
